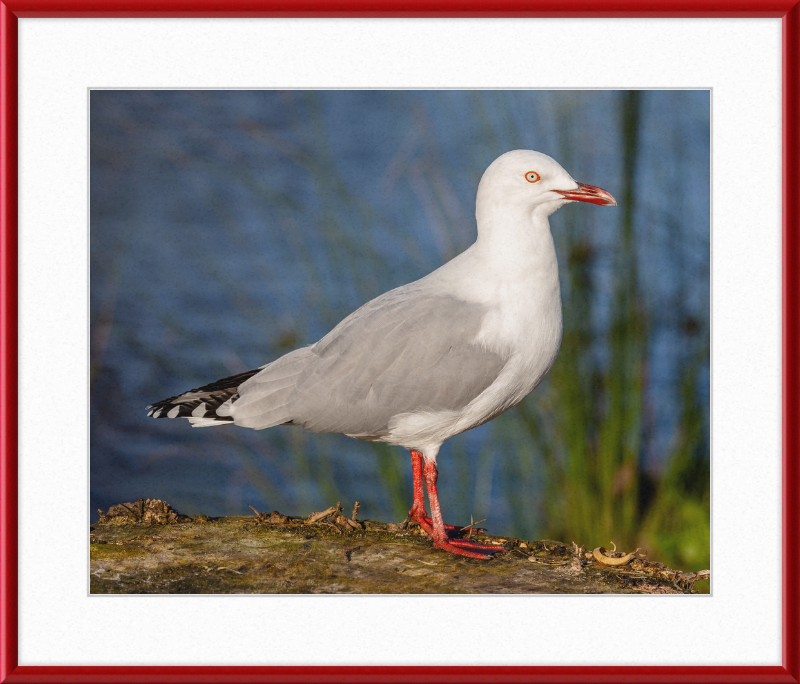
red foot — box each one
[448,538,507,552]
[408,509,434,536]
[433,538,507,559]
[407,449,506,560]
[409,510,487,539]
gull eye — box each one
[525,171,541,183]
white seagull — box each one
[147,150,616,559]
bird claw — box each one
[409,512,487,539]
[409,512,504,558]
[433,538,507,559]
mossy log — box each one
[90,499,709,594]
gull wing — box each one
[232,288,507,438]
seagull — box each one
[147,150,616,559]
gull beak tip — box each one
[557,182,617,207]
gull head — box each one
[477,150,617,218]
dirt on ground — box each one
[90,499,709,595]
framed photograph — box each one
[1,1,798,682]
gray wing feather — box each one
[232,289,507,437]
[231,347,316,427]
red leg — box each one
[421,456,506,559]
[408,450,434,535]
[407,450,487,537]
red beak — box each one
[556,182,617,206]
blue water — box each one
[90,90,710,537]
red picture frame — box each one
[1,3,798,683]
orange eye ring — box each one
[525,171,541,183]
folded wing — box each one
[232,289,508,438]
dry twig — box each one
[460,515,486,539]
[307,507,337,524]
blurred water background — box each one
[90,90,710,572]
